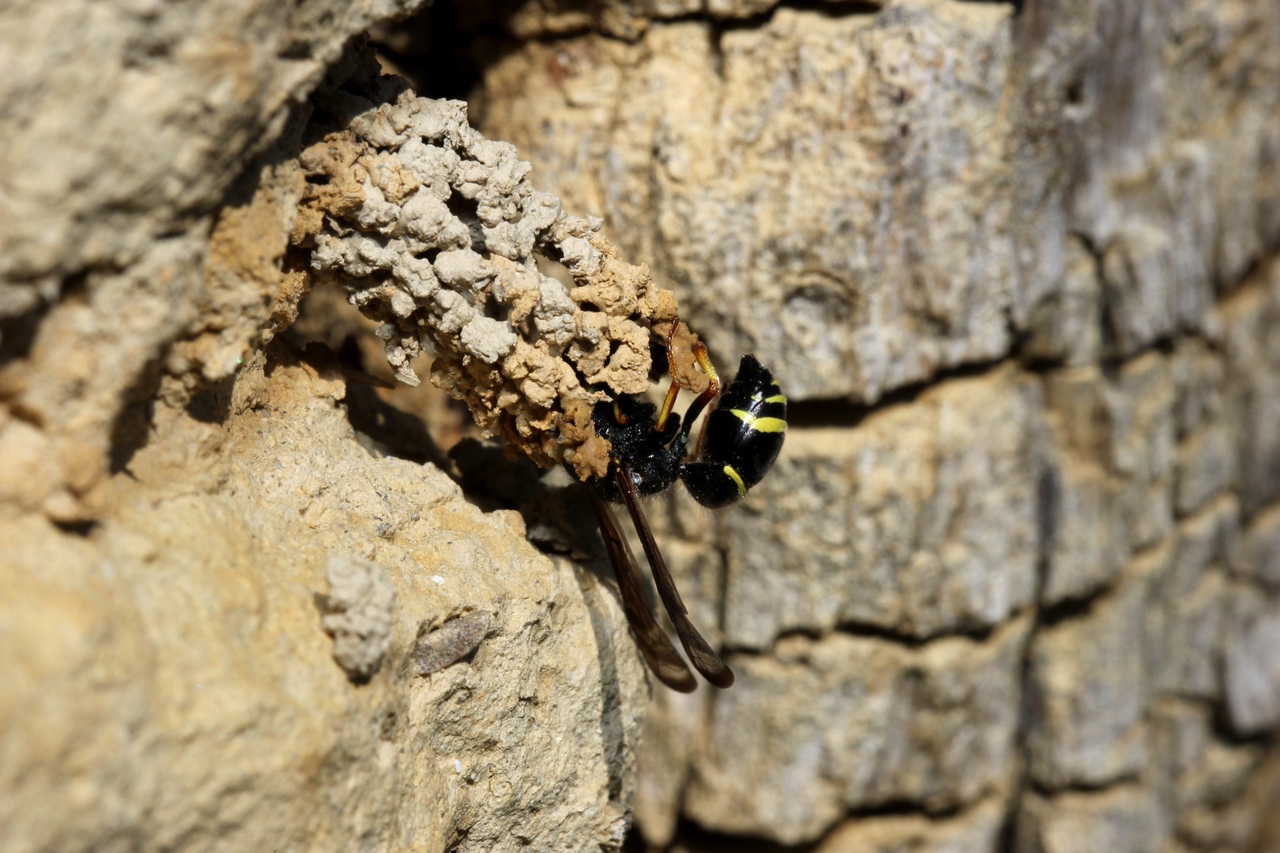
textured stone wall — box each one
[2,344,646,851]
[1,2,650,851]
[464,0,1280,849]
[2,0,1279,852]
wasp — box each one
[587,329,787,691]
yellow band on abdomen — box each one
[730,409,787,433]
[723,464,747,497]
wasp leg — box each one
[589,490,697,692]
[614,462,735,688]
[655,323,722,446]
[653,322,684,433]
[678,341,722,455]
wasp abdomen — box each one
[679,355,786,508]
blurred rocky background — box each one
[3,1,1279,852]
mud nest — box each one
[289,45,714,480]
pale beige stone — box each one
[5,0,1280,850]
[1152,700,1269,851]
[1220,261,1280,515]
[721,368,1044,648]
[480,3,1016,402]
[817,796,1005,853]
[1026,547,1163,790]
[1224,585,1280,736]
[1015,786,1169,853]
[1040,431,1125,604]
[683,617,1028,845]
[1147,498,1236,699]
[0,352,648,853]
[1236,504,1280,590]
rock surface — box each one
[0,1,652,847]
[468,0,1280,848]
[3,0,1280,851]
[0,346,648,852]
[480,4,1018,402]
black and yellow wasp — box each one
[587,333,787,692]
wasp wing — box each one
[614,464,735,689]
[589,490,697,693]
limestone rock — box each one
[721,368,1045,648]
[1221,262,1280,516]
[5,0,1280,850]
[1153,700,1273,851]
[479,3,1017,402]
[816,796,1006,853]
[1236,504,1280,591]
[1026,551,1160,791]
[1015,786,1169,853]
[0,350,648,852]
[683,617,1028,844]
[1147,499,1235,699]
[1224,585,1280,736]
[322,554,399,681]
[0,0,433,514]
